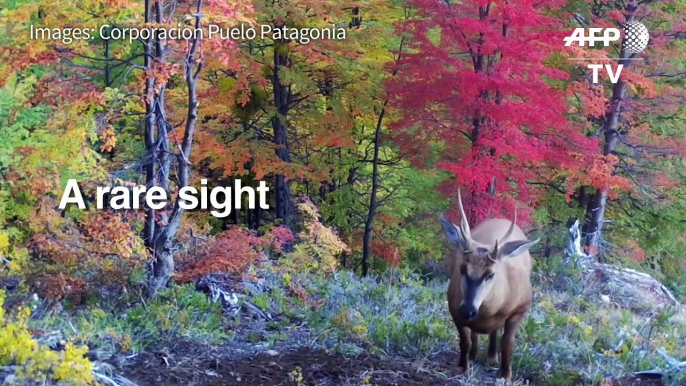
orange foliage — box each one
[193,129,327,183]
[622,71,658,98]
[564,154,632,202]
[33,274,88,304]
[175,226,270,283]
[3,165,60,198]
[625,240,646,263]
[145,62,180,97]
[567,81,608,118]
[25,207,146,300]
[263,225,296,253]
[99,126,117,153]
[81,212,139,259]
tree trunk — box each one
[148,240,175,294]
[362,107,385,277]
[583,0,636,251]
[319,184,328,202]
[255,205,262,229]
[142,0,157,247]
[146,0,204,297]
[104,35,111,88]
[272,46,293,225]
[349,7,362,29]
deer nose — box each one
[459,304,478,320]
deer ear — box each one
[497,238,540,260]
[439,213,467,251]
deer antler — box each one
[457,188,472,242]
[500,206,517,243]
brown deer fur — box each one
[439,189,539,381]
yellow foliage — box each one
[601,348,618,357]
[567,315,582,327]
[0,231,9,253]
[331,307,368,339]
[289,366,304,384]
[284,199,349,275]
[0,290,94,385]
[540,299,555,311]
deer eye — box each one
[484,272,495,281]
[460,265,467,276]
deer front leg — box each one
[469,330,480,360]
[457,326,472,374]
[487,330,499,366]
[500,314,525,382]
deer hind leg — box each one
[487,330,499,366]
[469,330,479,360]
[456,326,472,374]
[500,314,525,381]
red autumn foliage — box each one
[563,0,686,216]
[584,244,600,257]
[371,237,403,268]
[264,225,297,253]
[386,0,619,223]
[343,226,404,268]
[175,225,294,283]
[175,227,265,283]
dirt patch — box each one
[607,378,665,386]
[119,339,666,386]
[120,340,507,386]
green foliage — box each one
[607,181,686,297]
[34,284,230,353]
[0,74,51,168]
[113,284,229,348]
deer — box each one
[439,189,539,382]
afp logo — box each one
[563,22,650,54]
[622,21,650,54]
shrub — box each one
[176,224,296,283]
[3,207,147,302]
[283,199,349,275]
[121,284,230,348]
[0,289,94,385]
[175,226,266,283]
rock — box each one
[565,219,681,310]
[1,277,20,291]
[634,347,686,379]
[265,350,279,357]
[584,261,680,309]
[195,273,271,320]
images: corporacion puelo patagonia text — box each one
[30,23,347,45]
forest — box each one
[1,0,686,385]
